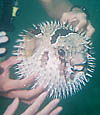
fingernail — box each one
[0,36,8,43]
[0,31,6,36]
[57,107,63,113]
[39,91,48,98]
[0,48,6,54]
[54,99,60,104]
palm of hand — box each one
[0,56,44,104]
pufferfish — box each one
[13,21,95,98]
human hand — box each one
[4,92,62,115]
[0,56,45,104]
[61,8,95,37]
[0,31,8,55]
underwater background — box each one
[0,0,100,115]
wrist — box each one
[40,0,52,3]
[70,5,89,19]
[71,7,87,17]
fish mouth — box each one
[71,61,87,71]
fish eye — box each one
[58,48,65,57]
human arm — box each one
[40,0,95,37]
[40,0,72,19]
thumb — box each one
[75,19,87,32]
[1,56,20,70]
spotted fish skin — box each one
[13,21,95,98]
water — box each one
[0,0,100,114]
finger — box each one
[21,97,37,105]
[0,36,8,44]
[0,93,37,105]
[49,106,63,115]
[68,17,77,23]
[37,99,60,115]
[0,31,6,36]
[78,28,85,35]
[86,23,95,37]
[0,48,6,55]
[60,13,69,24]
[75,19,87,32]
[0,86,44,100]
[4,98,19,115]
[61,12,77,25]
[21,92,48,115]
[1,56,20,70]
[0,69,10,86]
[60,17,68,25]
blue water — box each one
[0,0,100,115]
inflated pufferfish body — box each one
[13,21,95,98]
